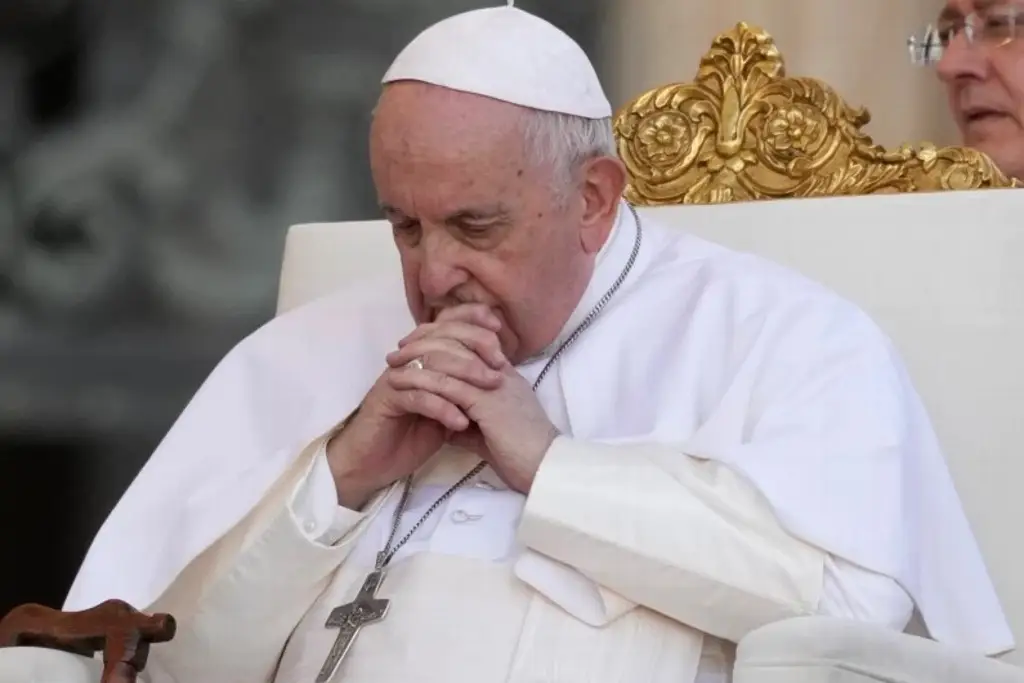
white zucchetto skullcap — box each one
[382,4,612,120]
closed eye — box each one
[392,220,422,244]
[456,222,496,236]
[445,206,511,234]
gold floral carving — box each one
[614,23,1020,205]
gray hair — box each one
[371,91,617,202]
[519,109,617,202]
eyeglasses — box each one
[907,4,1023,65]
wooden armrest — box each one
[0,600,176,683]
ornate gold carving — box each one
[615,22,1020,205]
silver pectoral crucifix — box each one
[315,568,390,683]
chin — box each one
[976,143,1024,180]
[960,131,1008,165]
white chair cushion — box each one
[0,647,103,683]
[735,616,1024,683]
[277,219,401,316]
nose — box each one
[936,31,988,82]
[416,226,469,303]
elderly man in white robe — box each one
[59,4,1012,683]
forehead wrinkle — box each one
[375,119,518,176]
[443,203,513,222]
[374,125,526,190]
[378,170,520,219]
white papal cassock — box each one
[64,204,1011,683]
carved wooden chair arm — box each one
[0,600,176,683]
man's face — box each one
[936,0,1024,179]
[369,83,617,364]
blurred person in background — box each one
[912,0,1024,180]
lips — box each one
[963,107,1006,124]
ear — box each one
[578,156,628,254]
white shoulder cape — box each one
[64,214,1013,655]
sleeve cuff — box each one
[288,440,372,547]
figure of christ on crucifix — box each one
[316,566,390,683]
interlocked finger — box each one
[389,346,502,391]
[389,366,481,418]
[434,304,501,330]
[396,321,506,369]
[395,389,469,431]
[392,337,478,367]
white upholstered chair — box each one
[276,189,1024,682]
[271,23,1024,681]
[2,19,1022,683]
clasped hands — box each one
[327,304,559,509]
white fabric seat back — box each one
[277,189,1024,661]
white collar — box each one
[521,201,638,369]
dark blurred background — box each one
[0,0,607,615]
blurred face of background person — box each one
[923,0,1024,179]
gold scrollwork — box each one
[615,22,1019,205]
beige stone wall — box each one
[600,0,959,148]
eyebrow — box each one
[378,204,512,222]
[444,206,511,223]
